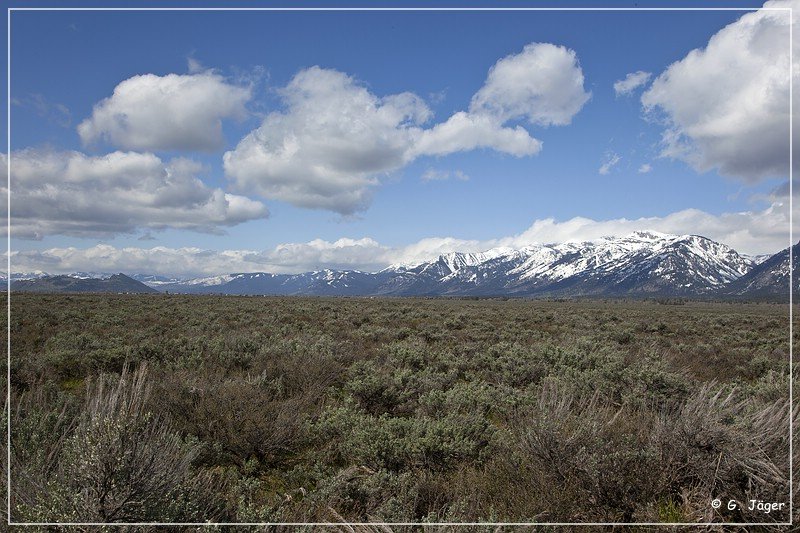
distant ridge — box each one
[146,232,757,298]
[11,273,158,294]
[717,242,799,301]
[8,234,793,300]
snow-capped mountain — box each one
[354,231,753,297]
[719,242,799,300]
[130,274,186,286]
[146,232,763,298]
[12,232,789,299]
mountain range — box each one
[8,232,798,300]
[10,273,158,294]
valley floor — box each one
[2,294,795,526]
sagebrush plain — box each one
[3,294,796,527]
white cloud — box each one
[415,43,590,158]
[389,204,790,263]
[499,204,791,257]
[421,168,470,182]
[638,163,652,173]
[413,111,541,158]
[392,204,792,261]
[390,236,489,267]
[77,72,252,151]
[12,203,791,276]
[10,238,391,278]
[3,150,268,239]
[470,43,591,126]
[599,152,622,175]
[225,43,590,214]
[267,237,389,271]
[613,71,652,96]
[641,0,794,180]
[223,67,430,215]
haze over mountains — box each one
[9,232,797,300]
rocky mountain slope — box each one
[717,242,798,301]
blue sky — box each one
[5,2,795,276]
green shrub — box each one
[312,403,495,473]
[12,365,227,523]
[160,372,308,467]
[511,382,791,523]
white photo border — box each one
[5,4,794,528]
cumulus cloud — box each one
[10,238,391,278]
[638,163,652,173]
[413,111,541,158]
[470,43,591,126]
[421,169,470,182]
[225,43,590,214]
[388,204,791,264]
[78,72,252,151]
[613,71,652,96]
[12,203,791,276]
[266,237,389,271]
[3,150,268,239]
[641,0,794,180]
[416,43,590,160]
[223,67,430,215]
[599,152,622,175]
[499,204,791,257]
